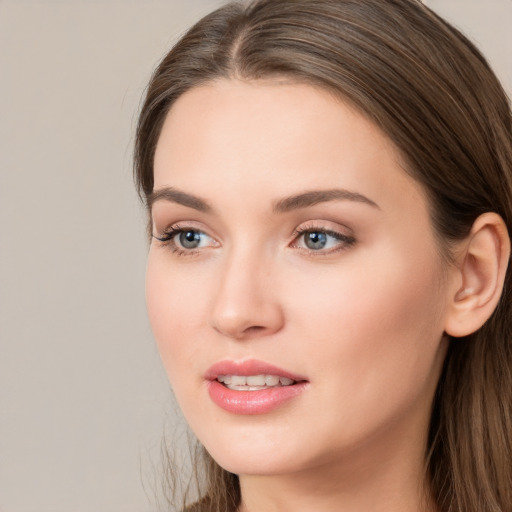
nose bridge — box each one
[210,242,283,339]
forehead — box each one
[153,79,425,213]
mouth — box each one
[205,360,308,414]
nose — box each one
[210,249,285,340]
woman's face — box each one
[147,80,454,478]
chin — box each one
[197,425,320,477]
[210,451,299,477]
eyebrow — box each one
[148,186,379,213]
[273,189,379,213]
[147,187,212,212]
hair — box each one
[134,0,512,510]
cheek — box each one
[145,253,209,384]
[291,246,444,333]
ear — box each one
[444,212,510,338]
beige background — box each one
[0,1,510,511]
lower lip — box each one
[207,380,308,415]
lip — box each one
[205,359,308,415]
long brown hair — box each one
[134,1,512,510]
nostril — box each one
[244,325,266,335]
[247,325,265,332]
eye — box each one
[292,227,355,253]
[153,225,217,254]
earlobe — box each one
[444,212,510,338]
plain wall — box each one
[0,1,510,511]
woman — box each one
[134,0,512,510]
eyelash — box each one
[153,223,356,257]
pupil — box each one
[180,230,201,248]
[306,231,327,250]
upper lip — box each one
[204,359,307,382]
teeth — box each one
[246,375,265,386]
[265,375,280,386]
[231,375,247,386]
[216,374,296,390]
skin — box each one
[146,80,462,512]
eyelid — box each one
[291,220,354,238]
[153,220,212,239]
